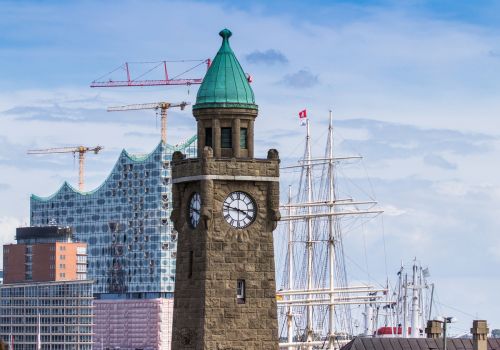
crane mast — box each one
[27,145,103,191]
[107,102,189,144]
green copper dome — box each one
[194,29,257,110]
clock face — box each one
[188,192,201,228]
[223,191,256,229]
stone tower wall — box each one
[171,151,280,349]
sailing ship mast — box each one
[287,185,294,349]
[277,111,387,349]
[372,258,434,338]
[327,110,336,349]
[305,118,315,348]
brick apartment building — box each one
[3,226,87,284]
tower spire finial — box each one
[219,28,232,40]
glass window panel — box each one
[240,128,248,149]
[221,128,232,149]
[205,128,212,147]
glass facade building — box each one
[0,280,93,349]
[29,138,197,297]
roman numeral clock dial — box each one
[223,191,256,228]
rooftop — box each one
[341,337,500,350]
[16,225,73,243]
[194,28,257,110]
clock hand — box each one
[228,206,246,214]
[223,203,242,212]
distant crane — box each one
[27,146,103,191]
[107,102,189,144]
[90,59,211,88]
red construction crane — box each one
[27,146,103,191]
[107,102,189,144]
[90,59,211,88]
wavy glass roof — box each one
[30,137,197,296]
[31,137,197,201]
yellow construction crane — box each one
[107,102,189,144]
[27,145,103,191]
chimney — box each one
[471,320,489,350]
[425,320,443,339]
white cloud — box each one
[433,180,469,196]
[423,154,457,170]
[379,204,406,216]
[488,239,500,263]
[280,69,319,88]
[246,49,288,65]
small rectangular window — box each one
[236,279,245,304]
[221,127,232,148]
[240,128,248,149]
[188,251,194,278]
[205,128,213,147]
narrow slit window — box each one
[240,128,248,149]
[188,251,194,278]
[221,127,232,149]
[205,127,213,147]
[236,279,245,304]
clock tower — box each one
[170,29,281,349]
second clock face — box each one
[189,192,201,228]
[223,191,256,229]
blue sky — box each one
[1,0,500,335]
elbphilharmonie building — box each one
[29,137,197,349]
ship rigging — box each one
[275,111,436,349]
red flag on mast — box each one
[299,109,307,126]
